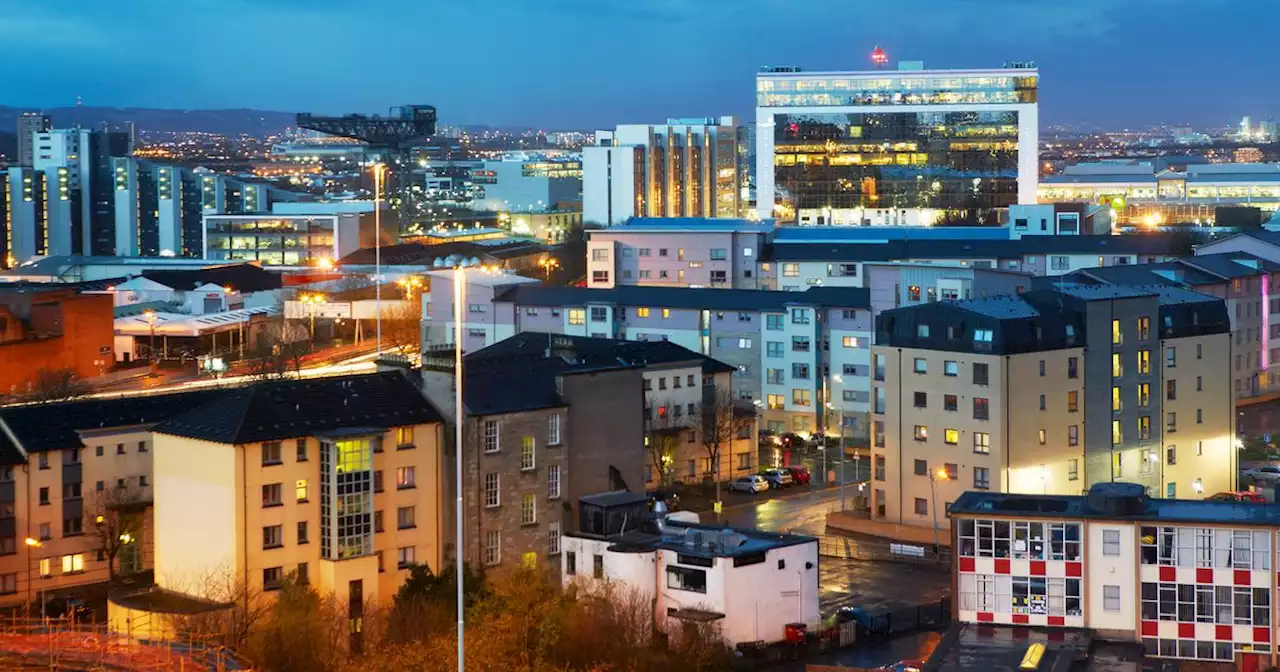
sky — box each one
[0,0,1273,130]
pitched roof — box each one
[337,239,545,267]
[492,284,870,311]
[143,264,282,294]
[0,389,226,464]
[470,332,736,374]
[154,371,442,444]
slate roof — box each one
[492,284,871,311]
[0,389,226,464]
[154,371,442,444]
[470,332,736,374]
[337,239,545,267]
[945,296,1041,319]
[1178,252,1280,279]
[143,264,282,294]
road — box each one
[709,484,952,616]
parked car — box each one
[729,475,769,494]
[759,468,793,489]
[876,661,924,672]
[786,465,812,485]
[1244,466,1280,482]
[1209,491,1268,503]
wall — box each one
[1084,521,1135,635]
[0,292,114,396]
[563,368,645,499]
[152,434,240,596]
[720,542,820,643]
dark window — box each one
[263,567,283,591]
[973,363,989,386]
[913,391,927,408]
[666,566,707,593]
[973,398,990,420]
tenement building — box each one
[871,283,1235,529]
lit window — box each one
[61,554,84,575]
[521,436,536,470]
[637,308,650,318]
[396,466,416,489]
[944,429,959,445]
[295,479,308,503]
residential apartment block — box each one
[871,284,1235,530]
[950,483,1280,667]
[586,218,775,289]
[1057,250,1280,402]
[422,278,873,439]
[420,333,647,572]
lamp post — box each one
[538,257,560,281]
[144,310,157,373]
[373,162,385,354]
[929,468,948,551]
[23,537,41,618]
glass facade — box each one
[205,216,336,265]
[758,74,1038,108]
[320,437,374,561]
[771,111,1021,225]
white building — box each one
[756,62,1040,226]
[584,118,746,226]
[562,493,820,647]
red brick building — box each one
[0,288,115,396]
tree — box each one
[696,384,742,506]
[169,571,271,654]
[26,367,91,403]
[645,397,686,488]
[86,486,147,584]
[247,321,312,380]
[382,300,422,356]
[386,562,484,643]
[247,573,346,672]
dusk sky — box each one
[0,0,1273,130]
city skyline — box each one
[0,0,1275,129]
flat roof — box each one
[578,520,817,559]
[950,486,1280,527]
[758,67,1037,78]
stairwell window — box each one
[521,437,536,471]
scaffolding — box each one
[0,615,241,671]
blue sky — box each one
[0,0,1271,129]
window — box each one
[483,421,500,452]
[914,498,928,516]
[874,455,885,480]
[263,525,283,549]
[1166,380,1176,401]
[913,425,928,441]
[262,483,282,507]
[520,494,536,525]
[1196,343,1202,359]
[766,341,784,357]
[782,263,799,277]
[667,566,707,593]
[1103,585,1121,612]
[395,426,415,449]
[973,363,989,385]
[945,429,959,445]
[590,307,608,322]
[913,391,928,408]
[396,466,416,489]
[1039,394,1046,411]
[38,559,50,577]
[468,303,486,313]
[1137,317,1150,341]
[842,336,859,348]
[591,249,609,261]
[974,432,990,454]
[1167,412,1177,433]
[296,439,308,462]
[1068,425,1078,446]
[543,464,562,501]
[484,473,500,507]
[397,506,416,529]
[398,546,416,569]
[1112,353,1123,378]
[296,479,308,503]
[914,459,928,476]
[1068,357,1078,379]
[1065,391,1078,412]
[137,441,147,453]
[1138,349,1151,374]
[944,395,958,411]
[913,358,927,374]
[792,389,811,406]
[262,442,282,465]
[790,308,810,325]
[1038,429,1047,445]
[1068,459,1079,481]
[973,467,990,489]
[944,360,958,377]
[907,285,922,301]
[520,436,536,471]
[548,522,561,556]
[1138,383,1150,408]
[1112,319,1122,345]
[791,336,810,352]
[297,521,309,544]
[263,567,283,591]
[973,398,989,420]
[1138,416,1151,441]
[547,414,562,445]
[710,248,727,261]
[917,324,930,338]
[1103,529,1121,556]
[565,551,576,575]
[792,363,810,379]
[568,309,585,325]
[62,517,81,536]
[1112,420,1123,446]
[766,368,784,385]
[767,394,785,410]
[1166,346,1176,368]
[1039,360,1045,377]
[116,444,125,455]
[593,554,605,578]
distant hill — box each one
[0,106,298,137]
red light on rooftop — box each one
[871,46,888,67]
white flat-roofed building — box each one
[756,62,1039,227]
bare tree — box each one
[86,486,148,584]
[382,300,422,355]
[247,321,312,380]
[26,368,92,403]
[696,385,741,506]
[169,570,271,654]
[645,398,687,489]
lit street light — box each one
[24,537,41,617]
[538,257,560,281]
[299,294,326,344]
[929,468,949,552]
[144,310,157,373]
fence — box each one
[0,616,241,671]
[852,597,952,640]
[817,534,952,565]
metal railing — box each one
[817,534,951,565]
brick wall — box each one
[0,293,114,395]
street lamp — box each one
[300,294,325,344]
[450,262,502,672]
[24,537,41,618]
[372,162,386,355]
[538,257,560,281]
[144,310,157,372]
[929,468,948,552]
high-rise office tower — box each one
[15,112,51,167]
[583,117,745,226]
[31,128,133,255]
[756,61,1039,227]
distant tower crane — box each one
[295,105,439,231]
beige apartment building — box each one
[872,284,1236,530]
[149,372,446,609]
